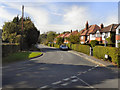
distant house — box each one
[80,21,120,46]
[54,30,79,44]
[80,21,100,44]
[54,21,120,47]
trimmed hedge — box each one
[93,46,120,67]
[47,43,60,48]
[53,44,60,48]
[2,44,20,57]
[66,44,90,55]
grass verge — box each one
[3,51,42,64]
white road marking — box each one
[77,77,94,88]
[40,85,49,88]
[71,79,78,82]
[82,71,87,73]
[61,82,69,86]
[63,78,70,81]
[71,76,77,78]
[88,69,92,71]
[52,81,62,85]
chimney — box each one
[71,30,72,33]
[86,21,89,30]
[100,23,104,29]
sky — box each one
[0,0,119,34]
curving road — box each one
[2,44,119,89]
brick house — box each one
[80,21,120,46]
[80,21,100,44]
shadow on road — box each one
[2,60,119,88]
[40,47,70,53]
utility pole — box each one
[22,5,24,32]
[21,5,24,51]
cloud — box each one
[104,15,118,26]
[63,6,92,30]
[0,2,118,34]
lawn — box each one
[3,51,42,64]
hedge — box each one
[47,43,60,48]
[93,46,120,67]
[53,44,60,48]
[2,44,20,57]
[66,44,90,55]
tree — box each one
[2,15,40,49]
[47,31,56,43]
[67,33,80,44]
[56,37,64,45]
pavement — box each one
[2,44,119,89]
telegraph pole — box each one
[21,5,24,51]
[22,5,24,32]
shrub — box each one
[54,44,60,48]
[90,40,99,48]
[118,43,120,48]
[93,46,120,67]
[66,43,72,49]
[71,44,90,55]
[2,44,20,57]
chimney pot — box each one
[100,23,104,29]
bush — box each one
[54,44,60,48]
[66,43,72,49]
[93,46,120,67]
[2,44,20,57]
[118,43,120,48]
[90,40,99,48]
[70,44,90,55]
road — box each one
[2,44,119,89]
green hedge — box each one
[47,43,59,48]
[66,44,90,55]
[53,44,60,48]
[2,44,20,57]
[93,46,120,67]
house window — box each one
[92,34,95,37]
[105,33,108,37]
[81,36,84,40]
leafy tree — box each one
[47,31,56,43]
[2,15,40,49]
[56,37,64,45]
[67,33,80,44]
[90,40,99,48]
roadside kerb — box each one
[68,50,113,67]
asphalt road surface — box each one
[2,44,119,89]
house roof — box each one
[71,31,79,35]
[88,24,100,34]
[64,33,71,37]
[81,25,100,36]
[100,24,120,33]
[79,29,85,34]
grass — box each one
[3,51,42,64]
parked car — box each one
[60,44,68,50]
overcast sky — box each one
[0,0,119,33]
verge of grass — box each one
[3,51,42,64]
